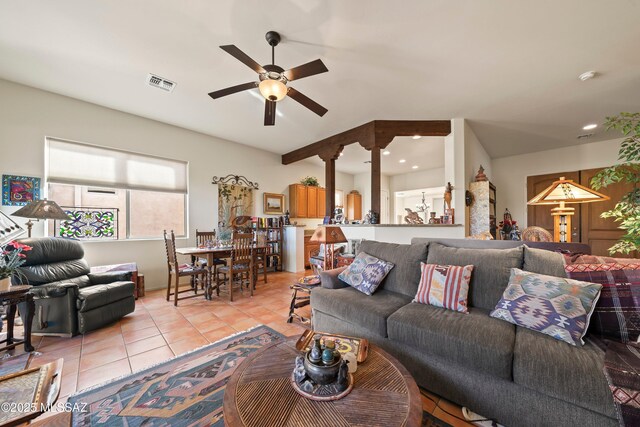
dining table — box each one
[175,245,267,300]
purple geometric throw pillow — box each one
[490,268,602,346]
[338,252,394,295]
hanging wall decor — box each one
[214,175,257,240]
[2,175,41,206]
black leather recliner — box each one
[15,237,135,336]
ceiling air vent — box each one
[577,133,594,140]
[146,74,176,93]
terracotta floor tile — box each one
[121,317,156,332]
[191,318,228,334]
[125,334,168,356]
[128,346,174,372]
[122,325,161,344]
[82,324,122,344]
[169,336,208,355]
[81,334,124,355]
[76,358,131,391]
[230,318,261,332]
[79,343,127,372]
[38,335,82,352]
[161,327,204,344]
[202,326,237,343]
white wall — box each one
[464,121,493,183]
[352,171,390,219]
[492,138,622,225]
[0,79,353,289]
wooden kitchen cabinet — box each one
[304,235,320,268]
[317,187,326,218]
[288,184,326,218]
[346,190,362,220]
[289,184,308,218]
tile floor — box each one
[1,271,473,426]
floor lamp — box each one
[11,199,71,237]
[527,177,609,242]
[310,226,348,270]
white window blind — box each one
[46,137,188,193]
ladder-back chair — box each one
[215,231,254,302]
[164,230,207,306]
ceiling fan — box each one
[208,31,328,126]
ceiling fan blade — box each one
[283,59,328,81]
[208,81,258,99]
[220,45,266,74]
[264,100,276,126]
[287,87,328,117]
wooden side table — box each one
[287,280,320,324]
[0,285,35,352]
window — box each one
[45,137,187,240]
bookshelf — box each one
[251,216,283,272]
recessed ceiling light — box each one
[382,150,390,155]
[412,135,421,140]
[412,165,418,169]
[399,159,406,163]
[578,71,597,81]
[583,123,597,130]
[339,152,344,156]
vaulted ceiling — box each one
[0,0,638,159]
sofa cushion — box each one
[388,303,516,379]
[338,252,395,295]
[414,263,474,313]
[77,281,135,312]
[491,268,602,346]
[513,327,616,418]
[523,246,567,277]
[426,243,523,310]
[311,286,412,337]
[358,241,427,298]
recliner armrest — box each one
[88,271,133,284]
[30,282,79,299]
[319,267,349,289]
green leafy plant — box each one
[300,176,319,186]
[590,112,640,254]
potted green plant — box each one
[590,112,640,255]
[0,240,32,290]
[300,176,319,187]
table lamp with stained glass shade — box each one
[527,177,609,242]
[11,199,71,237]
[310,226,348,270]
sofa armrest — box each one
[30,282,79,299]
[88,271,133,285]
[319,267,349,289]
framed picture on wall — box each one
[2,175,41,206]
[263,193,285,215]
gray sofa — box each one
[311,238,616,427]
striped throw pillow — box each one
[414,263,474,313]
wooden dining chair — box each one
[253,230,268,286]
[215,231,254,302]
[194,229,227,278]
[163,230,208,306]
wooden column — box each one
[370,146,381,218]
[319,146,343,218]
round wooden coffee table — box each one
[223,338,422,427]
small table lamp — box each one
[12,199,71,237]
[310,226,348,270]
[527,177,609,242]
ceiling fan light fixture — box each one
[259,79,287,101]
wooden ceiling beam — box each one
[281,120,451,164]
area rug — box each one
[68,324,456,427]
[68,325,284,426]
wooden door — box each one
[317,187,326,218]
[527,171,581,241]
[307,186,318,218]
[580,168,638,258]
